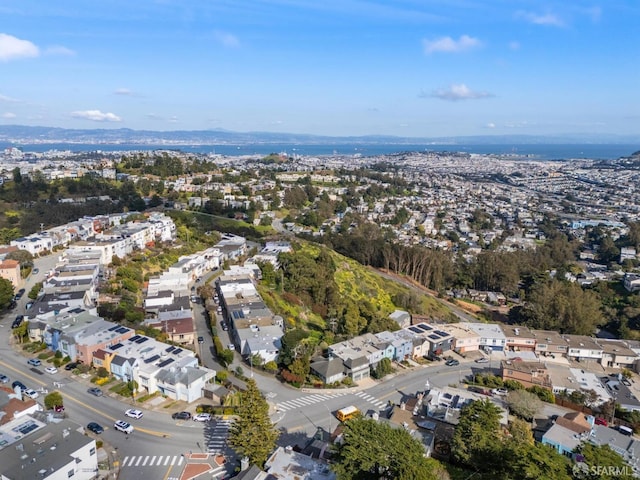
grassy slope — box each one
[258,241,456,333]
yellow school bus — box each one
[336,405,360,422]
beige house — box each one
[502,325,536,352]
[501,360,552,389]
[440,323,481,353]
[0,259,21,289]
[598,340,638,369]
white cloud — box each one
[428,84,494,101]
[509,41,520,51]
[168,116,178,123]
[45,45,76,56]
[423,35,481,54]
[114,88,133,96]
[214,30,240,48]
[485,122,496,128]
[516,11,564,27]
[71,110,122,122]
[2,112,16,119]
[0,93,19,103]
[0,33,39,61]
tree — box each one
[227,379,279,467]
[451,399,503,472]
[44,391,64,410]
[574,443,635,480]
[0,278,14,308]
[506,389,542,421]
[332,417,446,480]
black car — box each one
[197,336,204,344]
[172,411,191,420]
[15,288,25,300]
[11,315,23,328]
[65,362,79,371]
[12,380,27,392]
[87,422,104,434]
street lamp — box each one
[325,405,332,439]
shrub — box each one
[54,351,63,359]
[264,361,278,374]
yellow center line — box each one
[0,360,170,438]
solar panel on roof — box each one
[158,358,174,368]
[116,327,129,334]
[129,335,141,342]
[110,343,123,350]
[108,325,119,331]
[144,354,160,364]
[428,334,440,340]
[135,337,149,344]
[165,346,176,353]
[172,348,183,355]
[435,330,449,337]
[417,324,432,331]
[409,327,422,333]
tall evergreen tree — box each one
[227,379,279,467]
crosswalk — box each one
[354,391,388,409]
[207,418,233,452]
[275,391,388,412]
[275,393,347,412]
[121,455,184,468]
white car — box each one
[23,389,39,399]
[227,344,235,351]
[124,408,144,419]
[193,413,212,422]
[114,420,134,434]
[474,357,489,364]
[45,366,58,374]
[491,388,508,396]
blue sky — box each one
[0,0,638,137]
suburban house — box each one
[500,360,552,389]
[464,322,506,352]
[441,323,481,354]
[0,259,20,288]
[542,412,594,456]
[502,325,537,352]
[0,386,41,425]
[0,417,98,480]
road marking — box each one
[135,456,143,466]
[142,455,150,466]
[0,360,171,438]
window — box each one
[90,447,96,456]
[68,469,75,477]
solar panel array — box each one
[157,358,174,368]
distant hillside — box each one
[0,124,638,146]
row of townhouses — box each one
[313,320,640,395]
[214,243,292,365]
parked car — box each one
[65,361,79,371]
[53,405,65,413]
[125,408,144,419]
[475,357,489,364]
[220,322,228,331]
[445,359,459,366]
[23,389,39,399]
[193,413,212,422]
[172,411,191,420]
[114,420,134,434]
[87,387,103,397]
[87,422,104,434]
[198,336,204,344]
[32,268,39,274]
[45,366,58,374]
[594,417,608,426]
[0,374,9,383]
[25,301,34,310]
[12,315,23,328]
[27,358,42,367]
[227,343,235,351]
[12,380,26,392]
[491,388,509,396]
[15,288,25,299]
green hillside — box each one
[258,240,456,341]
